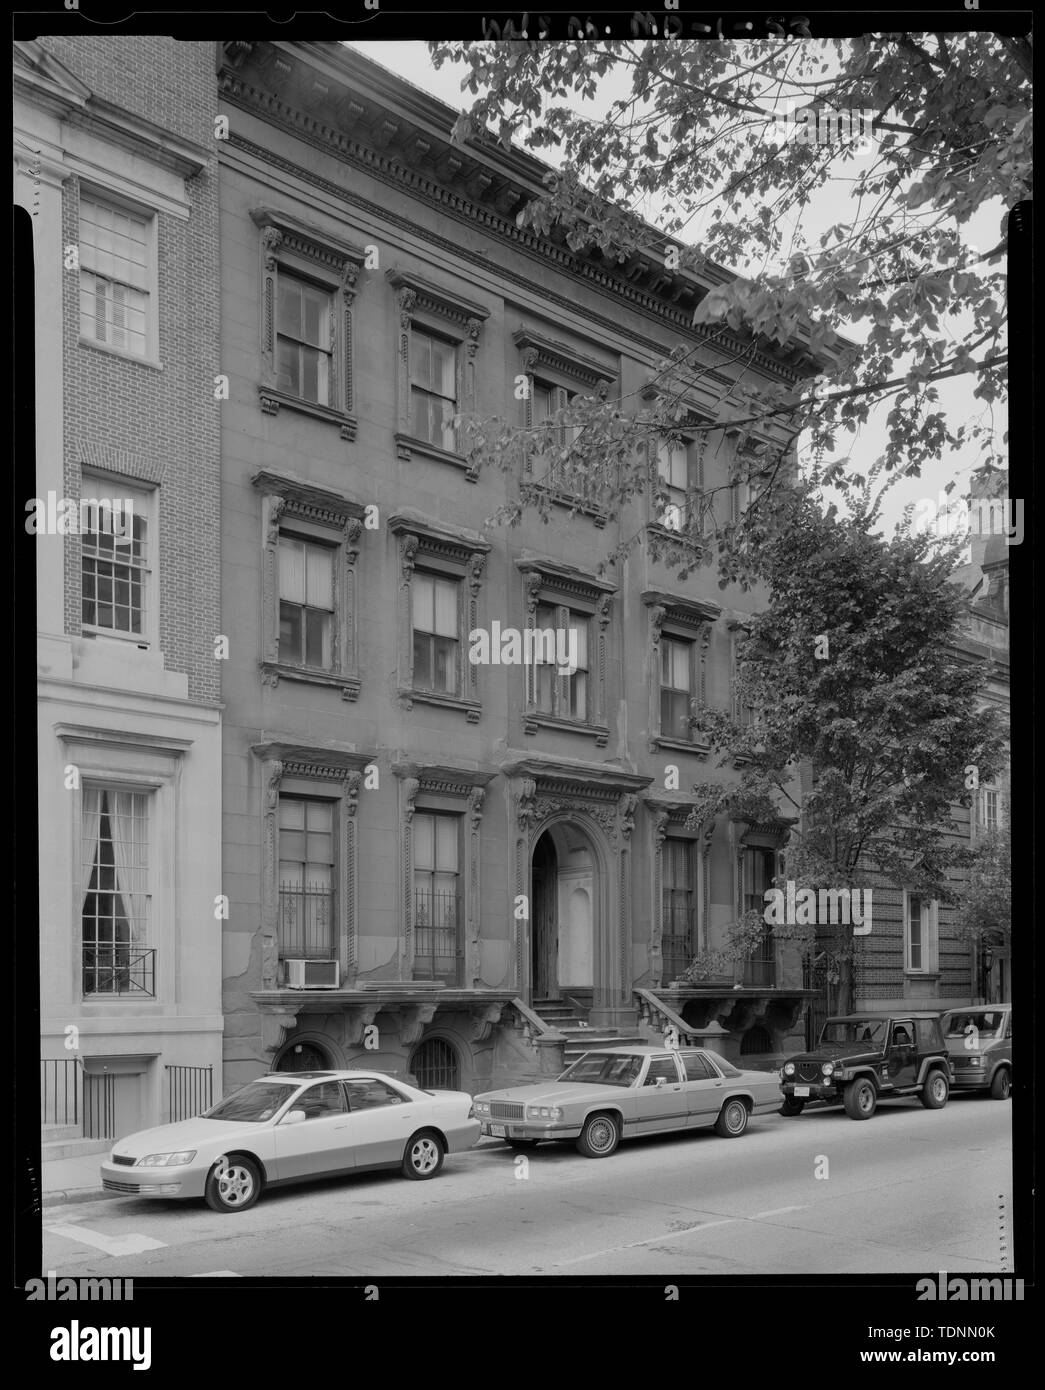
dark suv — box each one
[780,1013,952,1120]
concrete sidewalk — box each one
[42,1150,118,1209]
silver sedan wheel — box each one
[402,1132,445,1180]
[218,1163,255,1205]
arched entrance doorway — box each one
[274,1040,330,1072]
[531,823,595,1000]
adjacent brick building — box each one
[19,37,224,1142]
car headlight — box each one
[783,1062,795,1076]
[135,1151,196,1167]
[821,1062,835,1076]
[474,1100,490,1116]
[968,1056,983,1066]
[525,1105,563,1121]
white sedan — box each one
[99,1070,480,1213]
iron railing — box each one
[278,882,336,959]
[661,892,695,982]
[413,888,462,985]
[166,1064,214,1123]
[41,1058,81,1128]
[743,935,777,987]
[82,945,156,997]
[83,1071,116,1140]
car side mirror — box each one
[281,1109,306,1125]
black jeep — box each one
[779,1013,953,1120]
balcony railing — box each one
[82,945,156,997]
[278,882,336,959]
[413,888,462,986]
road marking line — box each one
[556,1218,737,1266]
[45,1224,166,1258]
[751,1205,807,1219]
[191,1271,241,1277]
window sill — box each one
[400,687,482,722]
[524,712,610,746]
[260,661,360,700]
[650,735,710,759]
[394,433,477,479]
[525,481,607,528]
[646,523,708,551]
[257,386,358,441]
[903,972,941,981]
[81,628,153,651]
[78,337,162,371]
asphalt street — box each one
[40,1092,1011,1278]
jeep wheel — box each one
[989,1067,1011,1101]
[780,1097,805,1117]
[843,1078,877,1120]
[920,1070,949,1109]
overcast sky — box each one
[348,40,1007,545]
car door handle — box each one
[714,1081,723,1087]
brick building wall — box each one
[42,36,221,704]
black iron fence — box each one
[413,888,462,985]
[41,1058,81,1128]
[166,1064,214,1122]
[278,882,336,959]
[82,945,156,997]
[743,935,777,988]
[83,1072,116,1140]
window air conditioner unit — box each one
[285,959,339,990]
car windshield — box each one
[818,1020,888,1046]
[556,1053,643,1087]
[202,1081,299,1122]
[943,1011,1005,1039]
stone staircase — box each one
[532,996,646,1065]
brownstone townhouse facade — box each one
[213,39,841,1095]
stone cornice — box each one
[513,326,617,390]
[501,754,651,796]
[391,761,495,791]
[53,723,192,756]
[16,44,209,178]
[251,468,366,523]
[387,509,491,554]
[251,740,373,777]
[250,205,366,273]
[515,553,617,596]
[386,268,490,325]
[218,118,810,385]
[642,590,721,625]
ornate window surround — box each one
[57,723,189,1009]
[253,469,366,700]
[389,510,491,721]
[393,762,494,987]
[251,207,365,439]
[252,741,373,989]
[643,590,720,756]
[641,385,714,548]
[387,268,489,475]
[513,326,617,524]
[516,555,616,746]
[730,817,789,986]
[645,795,717,987]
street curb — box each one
[43,1189,120,1209]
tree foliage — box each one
[431,33,1027,575]
[953,824,1011,951]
